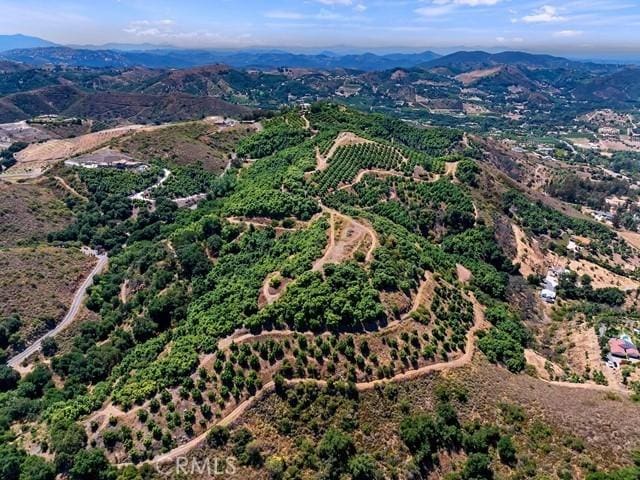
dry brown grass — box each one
[116,122,255,173]
[455,67,502,85]
[0,181,73,247]
[0,246,95,346]
[11,124,158,175]
[183,357,640,479]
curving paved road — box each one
[129,168,171,203]
[7,252,108,368]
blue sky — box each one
[1,0,639,55]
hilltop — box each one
[0,34,56,52]
[0,102,639,480]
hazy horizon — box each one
[1,0,639,59]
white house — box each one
[540,289,557,303]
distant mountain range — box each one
[0,32,638,126]
[0,45,441,71]
[422,50,585,72]
[0,34,57,52]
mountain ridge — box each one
[0,34,57,52]
[0,46,441,71]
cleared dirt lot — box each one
[0,120,52,148]
[8,124,159,176]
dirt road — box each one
[312,205,378,271]
[120,285,632,468]
[7,252,108,368]
[337,168,406,191]
[53,176,87,201]
[261,272,285,306]
[127,292,487,467]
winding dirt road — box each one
[118,284,631,468]
[53,176,88,201]
[126,292,487,467]
[337,168,406,191]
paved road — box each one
[129,168,171,202]
[7,252,108,368]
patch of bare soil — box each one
[512,223,638,291]
[9,124,161,176]
[314,146,328,172]
[462,103,491,115]
[619,229,640,251]
[116,122,255,173]
[308,132,373,178]
[558,322,622,389]
[455,66,502,85]
[456,264,472,284]
[444,161,459,178]
[312,208,377,271]
[511,224,549,277]
[258,272,291,308]
[568,258,640,291]
[524,348,564,381]
[325,131,372,160]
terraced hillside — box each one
[1,104,638,480]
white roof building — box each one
[541,289,557,303]
[544,275,559,290]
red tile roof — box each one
[609,338,640,359]
[627,348,640,359]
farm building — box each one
[609,337,640,359]
[540,289,556,303]
[64,148,148,171]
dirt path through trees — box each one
[128,292,487,467]
[53,176,88,201]
[118,288,632,467]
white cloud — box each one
[264,10,305,20]
[314,0,353,5]
[521,5,565,23]
[416,0,501,17]
[553,29,583,37]
[433,0,502,5]
[415,5,455,17]
[124,19,175,36]
[496,35,524,43]
[354,4,367,12]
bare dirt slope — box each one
[116,121,256,173]
[312,207,378,271]
[0,181,73,247]
[8,124,161,176]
